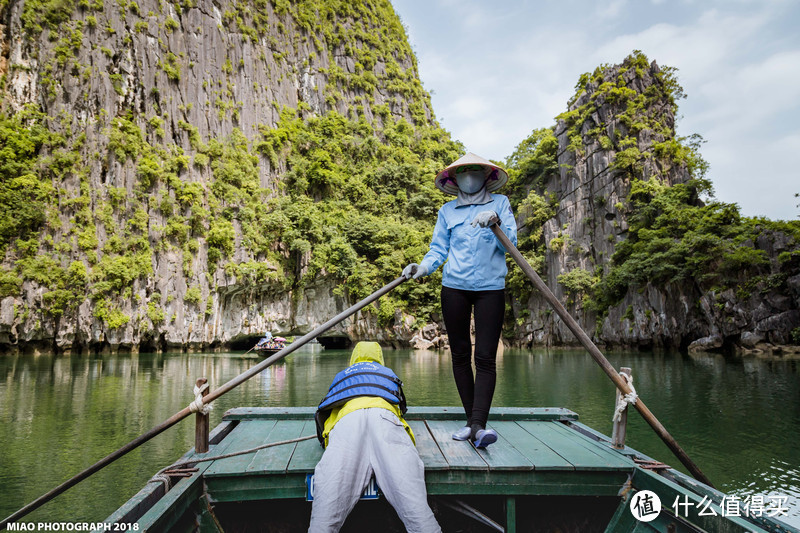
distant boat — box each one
[255,337,288,356]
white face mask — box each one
[456,171,486,194]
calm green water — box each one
[1,348,798,527]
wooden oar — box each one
[242,343,259,356]
[0,275,408,528]
[489,220,714,487]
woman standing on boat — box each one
[403,152,517,448]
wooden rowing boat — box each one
[106,407,797,532]
[255,340,288,356]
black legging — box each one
[441,286,505,429]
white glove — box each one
[471,211,498,228]
[402,263,429,280]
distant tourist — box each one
[403,153,517,448]
[309,341,440,532]
[256,332,273,347]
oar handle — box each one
[0,276,409,529]
[489,219,714,488]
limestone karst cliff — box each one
[0,0,459,353]
[504,53,800,354]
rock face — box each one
[0,0,437,354]
[509,57,800,354]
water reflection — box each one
[0,348,798,528]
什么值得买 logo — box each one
[630,490,662,522]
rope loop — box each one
[612,374,637,422]
[148,473,171,492]
[189,382,212,415]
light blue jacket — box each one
[419,194,518,291]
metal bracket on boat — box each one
[436,498,505,532]
[162,467,199,478]
[146,467,199,493]
[634,458,671,471]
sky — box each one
[391,0,800,221]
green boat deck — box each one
[108,407,796,533]
[203,407,633,502]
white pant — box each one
[308,408,441,533]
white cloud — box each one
[392,0,800,219]
[591,9,769,78]
[706,133,800,219]
[597,0,629,20]
[696,50,800,128]
[448,95,490,121]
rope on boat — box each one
[147,434,317,489]
[188,382,212,414]
[612,373,637,422]
[150,473,172,493]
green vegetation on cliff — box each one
[0,0,459,339]
[596,178,800,309]
[0,107,54,254]
[254,104,460,318]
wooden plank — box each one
[506,496,516,533]
[204,419,277,477]
[408,420,449,471]
[208,419,237,445]
[205,474,308,502]
[474,422,534,471]
[563,420,641,459]
[245,419,308,474]
[496,421,573,471]
[223,407,316,420]
[517,421,625,471]
[422,469,629,497]
[222,406,578,422]
[135,476,204,533]
[425,420,488,471]
[109,424,241,525]
[569,422,785,533]
[406,406,578,421]
[286,419,324,472]
[473,422,535,471]
[546,421,635,469]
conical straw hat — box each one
[434,152,509,195]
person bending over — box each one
[308,341,440,533]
